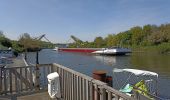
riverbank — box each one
[132,43,170,54]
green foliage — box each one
[105,34,116,47]
[11,40,23,52]
[0,31,12,48]
[155,43,170,53]
[69,23,170,53]
[94,36,105,48]
[18,33,41,51]
[0,37,12,47]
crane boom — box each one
[70,35,83,43]
[35,34,51,43]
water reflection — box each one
[131,52,170,77]
[93,55,116,66]
[93,55,132,70]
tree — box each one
[130,26,144,45]
[117,31,132,46]
[146,24,170,45]
[105,34,117,47]
[94,36,105,48]
[18,33,40,51]
[0,31,12,47]
[0,37,12,47]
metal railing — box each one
[0,63,136,100]
[0,64,53,95]
[50,63,135,100]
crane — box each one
[35,34,51,43]
[70,35,83,43]
[70,35,84,47]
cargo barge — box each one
[58,48,101,53]
[54,47,131,55]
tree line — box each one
[0,32,54,53]
[69,24,170,53]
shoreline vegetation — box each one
[68,24,170,54]
[0,23,170,54]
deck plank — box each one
[17,92,51,100]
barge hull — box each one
[58,48,100,53]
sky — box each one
[0,0,170,43]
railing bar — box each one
[66,70,68,100]
[68,72,70,100]
[20,68,23,91]
[79,77,82,100]
[9,69,12,93]
[3,69,7,94]
[47,66,50,74]
[71,74,74,100]
[85,79,87,100]
[56,66,59,73]
[94,84,98,100]
[43,66,46,89]
[30,67,33,90]
[66,71,68,100]
[14,69,18,93]
[64,70,66,100]
[66,71,69,100]
[82,78,85,100]
[49,65,51,74]
[89,81,94,100]
[85,80,89,100]
[74,74,77,100]
[107,91,112,100]
[78,77,82,100]
[71,73,74,100]
[0,68,2,92]
[76,75,79,100]
[51,65,53,73]
[61,68,64,98]
[25,67,28,90]
[100,87,106,100]
[67,72,69,100]
[115,95,119,100]
[69,72,72,100]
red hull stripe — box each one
[58,48,98,53]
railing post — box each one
[107,91,112,100]
[35,64,40,90]
[35,51,40,90]
[0,68,2,93]
[9,69,12,93]
[100,87,106,100]
[4,69,7,94]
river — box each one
[26,49,170,99]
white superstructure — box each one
[92,47,131,55]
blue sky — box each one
[0,0,170,43]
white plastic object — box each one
[47,72,61,99]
